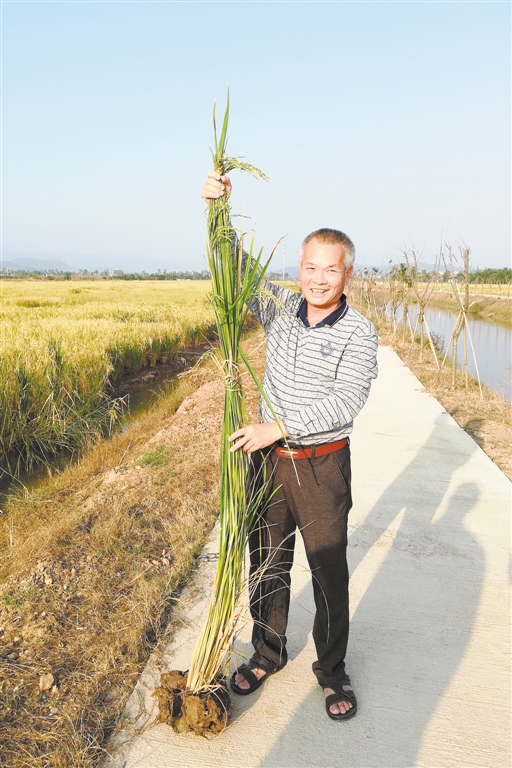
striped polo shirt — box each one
[248,278,378,445]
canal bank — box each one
[103,344,511,768]
[392,288,511,328]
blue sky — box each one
[2,1,510,272]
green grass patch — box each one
[138,444,172,468]
[2,587,40,606]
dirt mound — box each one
[154,670,231,737]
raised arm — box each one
[200,172,298,333]
[200,171,290,450]
[201,171,232,202]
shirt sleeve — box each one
[284,324,379,440]
[234,232,299,334]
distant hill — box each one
[268,265,299,278]
[1,251,180,274]
[1,257,76,272]
[1,261,21,271]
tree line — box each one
[2,266,510,283]
[355,266,512,284]
[0,269,211,281]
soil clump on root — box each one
[154,670,231,737]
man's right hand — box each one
[201,171,232,202]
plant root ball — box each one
[154,670,232,737]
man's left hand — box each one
[229,421,288,453]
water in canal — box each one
[0,362,186,505]
[393,304,511,399]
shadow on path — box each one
[258,414,485,767]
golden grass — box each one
[434,282,512,297]
[376,281,512,297]
[0,330,265,767]
[0,280,216,474]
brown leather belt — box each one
[274,438,347,459]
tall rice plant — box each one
[186,96,274,692]
[0,284,215,477]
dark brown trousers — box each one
[248,442,352,688]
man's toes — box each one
[235,667,266,690]
[235,674,250,690]
[326,684,354,715]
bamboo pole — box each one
[440,243,483,394]
[422,315,441,370]
[462,317,469,389]
[465,320,483,397]
[419,307,425,362]
[407,312,415,342]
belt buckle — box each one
[281,448,300,458]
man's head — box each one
[299,228,355,315]
[301,228,355,268]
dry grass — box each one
[435,283,512,298]
[0,332,266,767]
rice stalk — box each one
[186,96,273,692]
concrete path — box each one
[103,346,511,768]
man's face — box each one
[299,238,353,312]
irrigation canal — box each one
[0,360,187,504]
[399,305,511,399]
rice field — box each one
[371,281,511,298]
[0,280,216,474]
[434,283,511,297]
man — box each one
[201,172,378,720]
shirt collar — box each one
[297,294,349,328]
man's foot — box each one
[230,663,277,696]
[323,682,357,720]
[234,667,266,691]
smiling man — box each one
[201,172,378,721]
